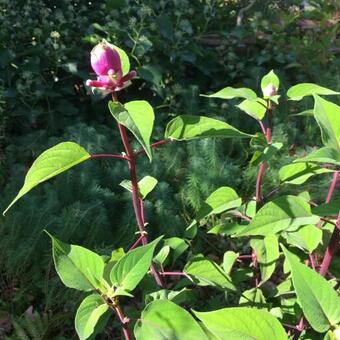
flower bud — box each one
[263,83,277,97]
[90,40,121,76]
[86,40,136,94]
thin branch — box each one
[91,153,129,161]
[135,139,170,157]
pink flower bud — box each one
[86,40,136,94]
[263,83,277,97]
[90,40,121,76]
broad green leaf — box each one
[163,237,188,264]
[201,87,257,100]
[250,235,279,284]
[313,199,340,217]
[222,251,239,275]
[47,233,105,291]
[75,294,109,340]
[165,115,252,141]
[287,83,340,101]
[145,288,196,306]
[239,288,267,308]
[153,246,170,265]
[110,43,130,76]
[237,99,266,120]
[279,162,333,185]
[109,100,154,161]
[120,176,158,199]
[249,142,283,167]
[197,186,242,220]
[3,142,90,215]
[282,246,340,332]
[236,195,320,236]
[194,307,288,340]
[283,225,322,253]
[313,95,340,151]
[134,300,208,340]
[261,70,280,96]
[208,222,245,236]
[184,254,236,291]
[294,147,340,166]
[110,236,162,295]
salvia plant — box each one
[4,40,340,340]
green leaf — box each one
[313,199,340,217]
[239,288,267,308]
[282,246,340,332]
[47,233,105,291]
[235,195,320,236]
[134,300,208,340]
[279,162,333,185]
[250,235,279,284]
[287,83,340,101]
[290,109,314,117]
[283,225,322,253]
[110,43,130,76]
[197,186,242,220]
[294,147,340,166]
[236,99,266,120]
[75,294,109,340]
[222,251,239,275]
[261,70,280,96]
[3,142,90,215]
[201,87,257,100]
[313,95,340,151]
[184,254,236,291]
[109,100,154,161]
[110,236,162,295]
[145,288,195,306]
[153,246,170,265]
[250,142,283,167]
[120,175,158,199]
[163,237,188,264]
[194,307,288,340]
[165,115,252,141]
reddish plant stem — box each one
[135,139,170,157]
[295,171,339,334]
[325,172,338,204]
[114,303,132,340]
[255,162,267,207]
[160,271,186,276]
[117,123,165,288]
[128,233,146,252]
[319,211,340,277]
[91,153,129,160]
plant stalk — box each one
[117,123,165,288]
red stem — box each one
[114,303,132,340]
[128,233,146,252]
[160,271,186,276]
[325,172,338,204]
[117,123,165,288]
[319,211,340,277]
[135,139,170,157]
[255,162,266,207]
[91,153,129,160]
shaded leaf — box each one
[279,162,333,185]
[313,95,340,151]
[75,294,109,340]
[282,246,340,332]
[294,147,340,166]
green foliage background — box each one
[0,0,339,338]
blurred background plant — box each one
[0,0,339,337]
